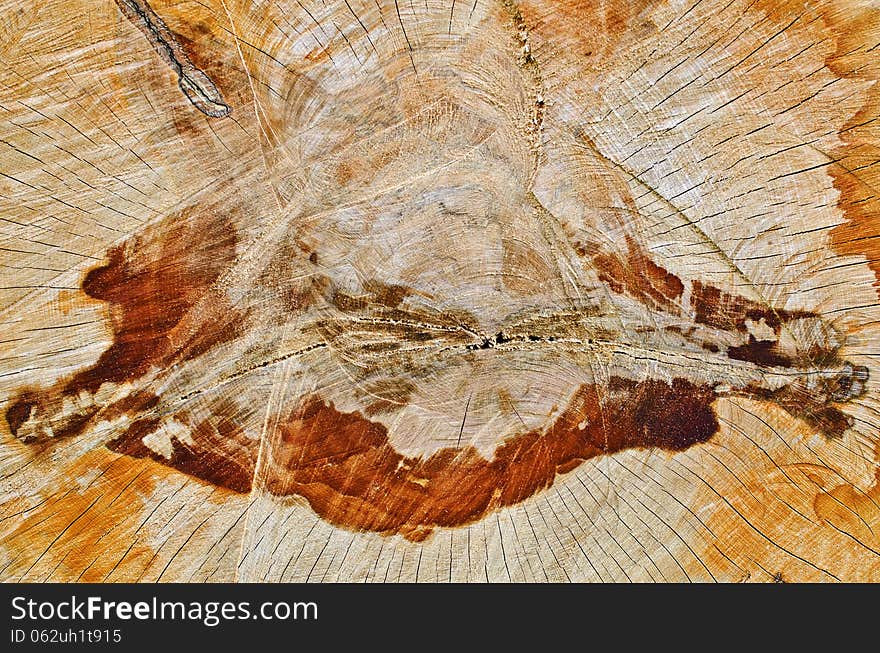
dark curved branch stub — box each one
[115,0,231,118]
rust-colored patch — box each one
[691,280,813,332]
[4,390,38,437]
[327,280,418,312]
[4,203,242,441]
[589,237,684,310]
[1,448,162,581]
[335,160,356,186]
[823,5,880,293]
[54,289,83,315]
[74,214,238,391]
[728,337,793,368]
[108,409,257,493]
[519,0,656,64]
[813,470,880,547]
[626,237,684,301]
[264,377,719,541]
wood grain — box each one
[1,0,878,582]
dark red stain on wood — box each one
[263,377,718,541]
[107,408,257,494]
[4,205,242,440]
[109,390,161,417]
[589,237,684,310]
[74,212,239,391]
[4,390,38,438]
[728,336,793,368]
[691,280,813,332]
